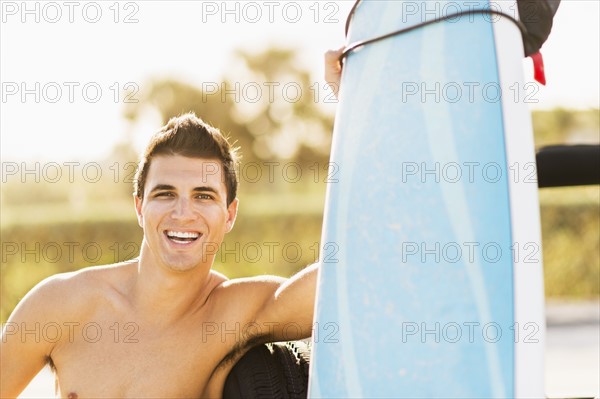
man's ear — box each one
[225,198,239,233]
[134,195,143,228]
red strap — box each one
[531,51,546,86]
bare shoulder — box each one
[208,273,286,317]
[204,274,288,361]
[8,261,137,324]
[213,274,285,296]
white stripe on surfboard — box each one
[491,1,546,397]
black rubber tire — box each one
[271,342,310,398]
[223,341,311,399]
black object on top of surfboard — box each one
[341,0,561,60]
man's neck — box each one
[130,250,217,325]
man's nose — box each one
[172,198,197,220]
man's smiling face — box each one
[135,154,238,272]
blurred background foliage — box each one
[1,47,599,323]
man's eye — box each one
[196,194,213,200]
[156,192,174,198]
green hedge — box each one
[540,203,599,298]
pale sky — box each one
[1,0,598,162]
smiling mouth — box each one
[165,230,201,244]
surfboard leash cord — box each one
[340,2,528,65]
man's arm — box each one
[1,276,67,397]
[253,263,318,342]
[219,262,318,345]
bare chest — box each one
[50,318,240,397]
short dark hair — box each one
[134,113,239,205]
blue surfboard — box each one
[309,1,545,397]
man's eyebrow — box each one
[149,184,176,193]
[192,186,219,194]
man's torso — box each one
[48,263,257,398]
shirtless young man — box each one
[0,50,344,398]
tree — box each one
[121,47,335,194]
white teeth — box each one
[166,231,200,239]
